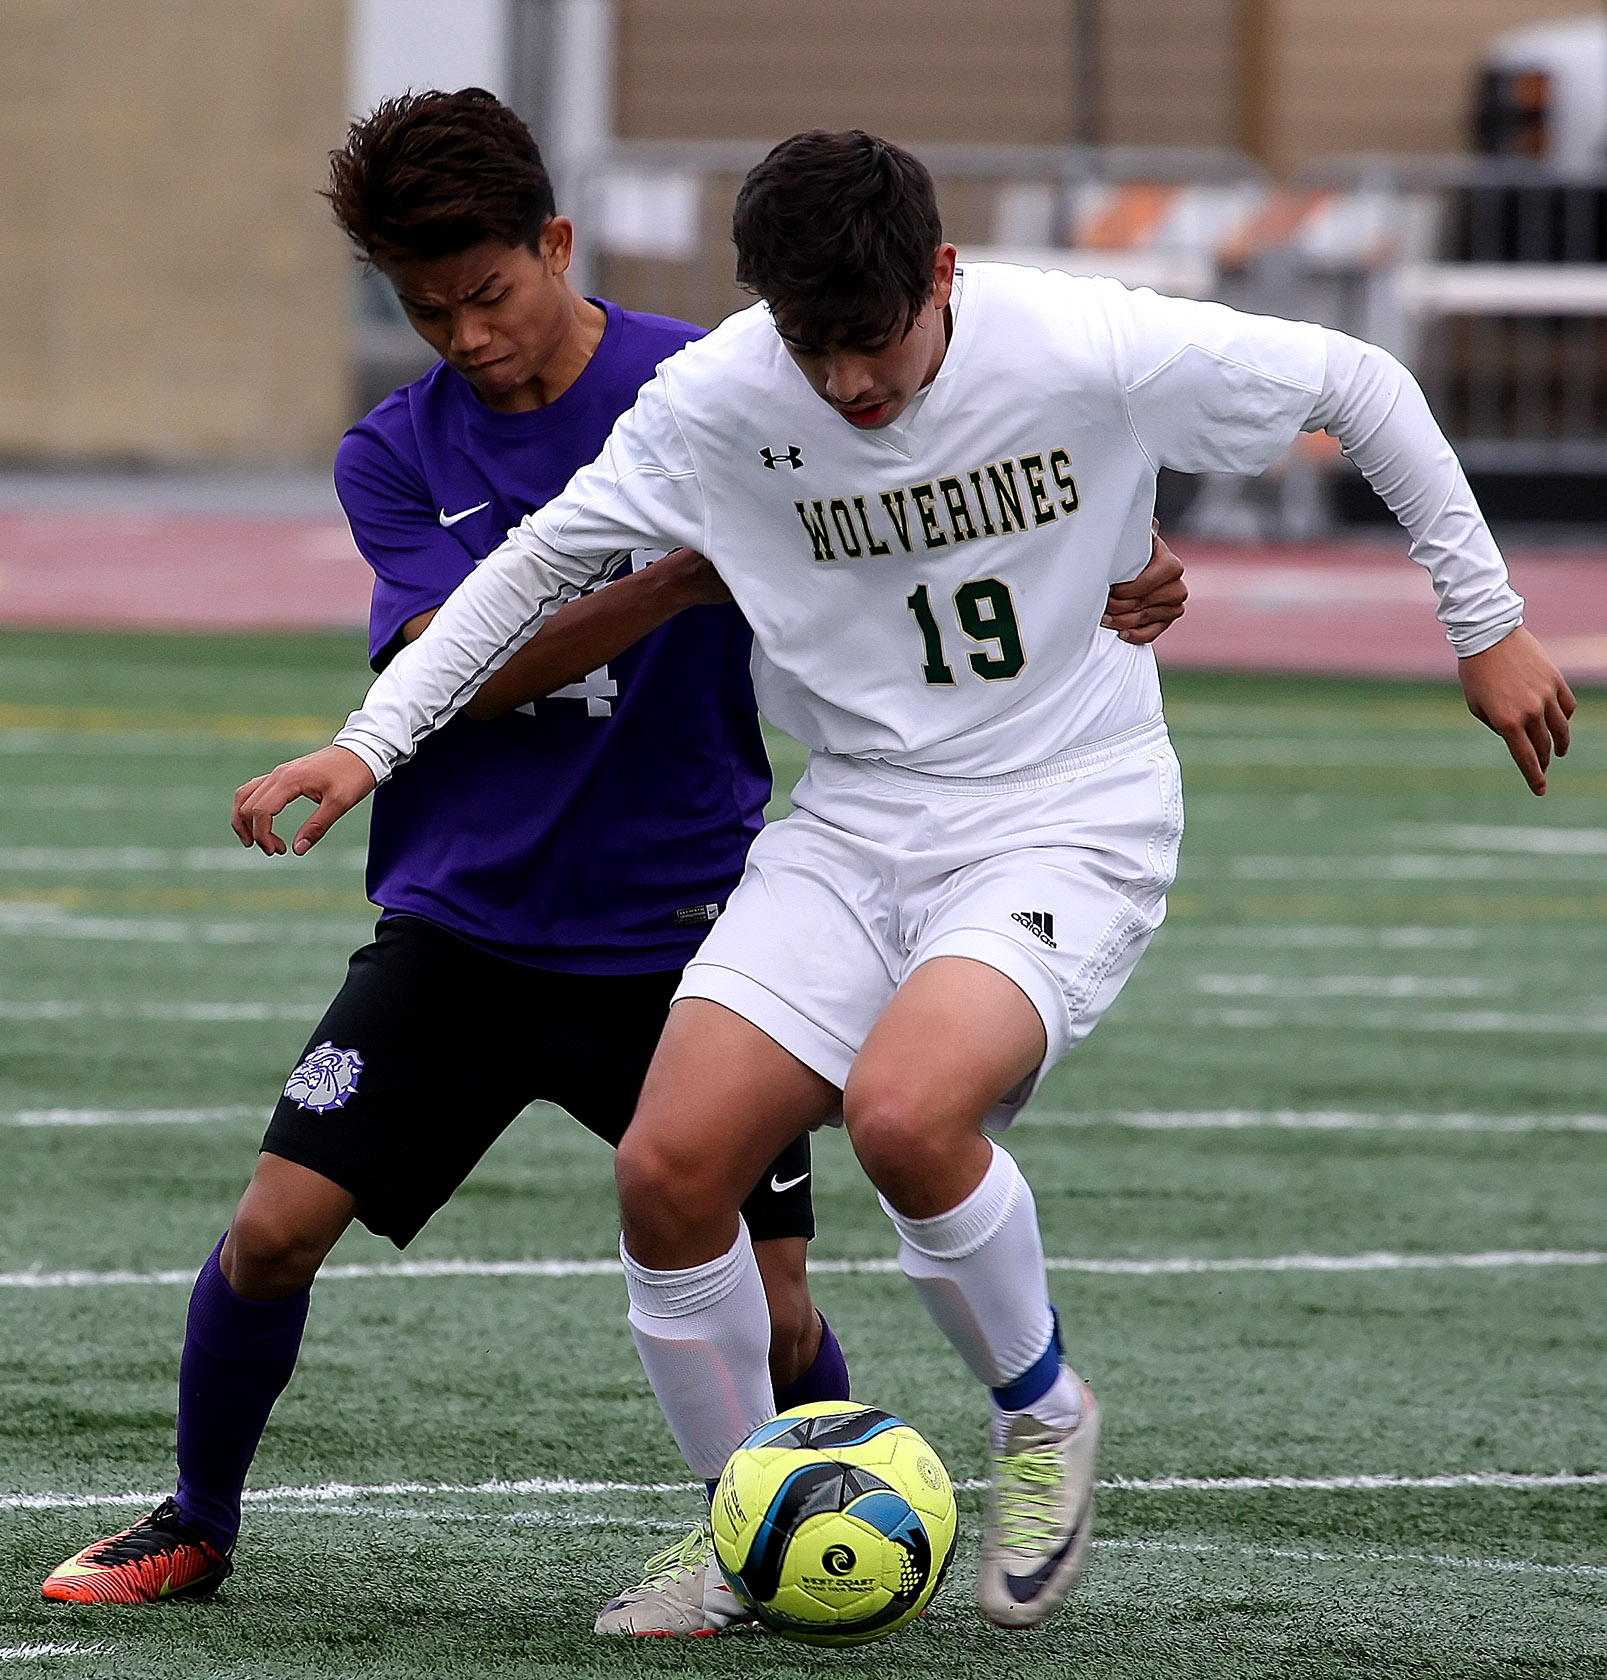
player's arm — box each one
[234,376,708,855]
[449,547,730,718]
[1101,525,1186,645]
[1121,292,1570,793]
[1306,329,1573,794]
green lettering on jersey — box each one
[1049,448,1080,514]
[955,578,1026,679]
[879,490,914,553]
[1018,454,1057,526]
[967,470,998,536]
[985,461,1025,534]
[829,498,864,558]
[906,583,957,685]
[910,483,947,548]
[794,500,837,563]
[853,495,892,556]
[938,476,978,542]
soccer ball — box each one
[709,1401,958,1646]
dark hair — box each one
[324,88,556,263]
[732,129,943,348]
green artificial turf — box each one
[0,629,1604,1677]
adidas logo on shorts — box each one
[1012,910,1057,948]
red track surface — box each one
[1,512,1604,682]
[1155,543,1607,683]
[0,512,372,633]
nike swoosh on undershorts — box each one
[438,501,491,527]
[770,1171,810,1194]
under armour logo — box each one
[759,445,804,470]
[1012,910,1057,948]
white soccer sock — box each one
[882,1141,1082,1429]
[621,1225,776,1482]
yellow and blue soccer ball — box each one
[709,1401,958,1646]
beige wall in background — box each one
[1270,0,1586,176]
[1103,0,1238,152]
[0,0,348,467]
[616,0,1078,144]
[616,0,1585,174]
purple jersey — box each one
[333,301,770,974]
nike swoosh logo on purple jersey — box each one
[438,501,490,527]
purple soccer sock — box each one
[773,1315,850,1410]
[173,1235,310,1553]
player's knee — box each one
[842,1085,941,1198]
[222,1203,331,1297]
[615,1130,726,1241]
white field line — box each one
[0,1648,110,1665]
[3,1250,1604,1290]
[0,1001,320,1022]
[1229,853,1604,881]
[1177,741,1505,769]
[1402,824,1607,855]
[3,1106,264,1128]
[7,1469,1606,1516]
[1192,1007,1607,1035]
[1020,1109,1607,1133]
[38,1504,1588,1584]
[16,1103,1601,1136]
[15,787,213,811]
[0,847,361,872]
[1194,974,1502,999]
[1210,925,1481,949]
[1096,1536,1607,1582]
[0,906,370,945]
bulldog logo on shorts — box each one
[283,1042,365,1113]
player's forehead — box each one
[382,239,530,305]
[771,311,906,359]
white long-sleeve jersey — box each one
[336,263,1524,783]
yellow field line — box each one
[1168,893,1607,921]
[1182,764,1607,795]
[0,887,370,912]
[0,704,338,741]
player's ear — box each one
[930,244,958,312]
[539,216,576,275]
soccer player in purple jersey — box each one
[41,94,1185,1631]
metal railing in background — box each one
[569,140,1266,332]
[351,140,1607,518]
[1298,156,1607,476]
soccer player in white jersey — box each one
[235,130,1575,1630]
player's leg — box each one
[615,998,839,1459]
[538,965,847,1401]
[593,999,837,1635]
[40,916,530,1605]
[845,736,1181,1628]
[38,1151,354,1608]
[842,955,1096,1629]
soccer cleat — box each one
[594,1520,756,1636]
[41,1498,232,1605]
[975,1378,1101,1629]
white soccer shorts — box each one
[675,719,1183,1128]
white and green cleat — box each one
[976,1379,1101,1629]
[594,1520,757,1636]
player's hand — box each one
[658,547,733,608]
[1457,626,1576,796]
[232,745,377,855]
[1103,524,1187,644]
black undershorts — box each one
[262,914,815,1248]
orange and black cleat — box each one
[42,1498,232,1604]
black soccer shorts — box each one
[261,914,815,1248]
